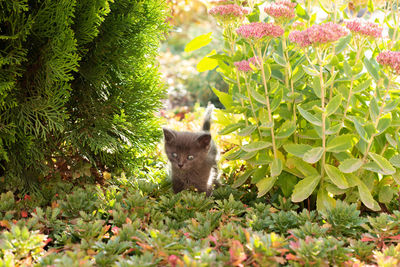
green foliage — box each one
[267,210,300,234]
[289,236,352,266]
[0,0,168,189]
[323,200,367,238]
[195,0,400,212]
[0,226,47,263]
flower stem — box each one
[256,45,277,158]
[362,72,393,161]
[244,75,262,138]
[227,25,248,126]
[319,61,326,177]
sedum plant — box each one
[187,0,400,211]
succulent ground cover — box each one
[1,109,400,267]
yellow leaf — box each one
[103,171,111,180]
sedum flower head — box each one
[345,19,383,38]
[209,0,235,5]
[209,4,248,22]
[234,56,262,72]
[289,22,348,47]
[264,0,296,22]
[236,22,284,40]
[377,51,400,74]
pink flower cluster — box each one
[289,22,348,47]
[209,0,234,5]
[236,22,284,40]
[209,4,248,20]
[264,0,296,21]
[234,57,261,72]
[377,51,400,74]
[345,19,383,38]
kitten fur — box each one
[163,105,219,196]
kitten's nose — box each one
[178,163,183,168]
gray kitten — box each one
[163,105,219,196]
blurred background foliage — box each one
[160,0,228,109]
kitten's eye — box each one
[187,155,194,160]
[172,152,178,158]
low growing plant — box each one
[188,0,400,211]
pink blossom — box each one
[289,22,348,47]
[209,0,235,5]
[168,255,179,267]
[209,4,248,21]
[377,51,400,74]
[276,0,297,8]
[236,22,284,40]
[234,56,262,72]
[265,1,296,21]
[111,226,120,235]
[345,19,383,38]
[288,30,311,47]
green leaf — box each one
[242,141,272,152]
[276,172,298,197]
[392,170,400,185]
[252,166,268,184]
[298,106,322,126]
[358,181,380,211]
[212,87,233,109]
[303,147,324,164]
[379,186,394,203]
[270,88,282,112]
[273,53,286,67]
[302,65,319,76]
[326,95,342,116]
[326,134,358,153]
[291,175,321,202]
[353,118,369,142]
[276,121,296,139]
[271,158,282,177]
[317,187,336,214]
[368,152,396,175]
[384,99,400,113]
[335,35,351,54]
[369,97,379,122]
[339,158,364,173]
[184,32,213,52]
[238,125,257,136]
[219,122,246,135]
[257,176,277,197]
[326,184,348,195]
[386,133,397,148]
[263,63,271,81]
[283,143,312,158]
[353,79,372,93]
[377,113,392,134]
[390,154,400,168]
[325,164,349,189]
[296,4,310,20]
[363,57,379,81]
[233,169,255,188]
[224,148,244,160]
[250,88,268,105]
[239,151,258,160]
[343,61,352,77]
[312,76,322,98]
[197,50,218,72]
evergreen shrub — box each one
[0,0,168,189]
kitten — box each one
[163,105,219,196]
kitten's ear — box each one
[163,128,176,144]
[197,133,211,148]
